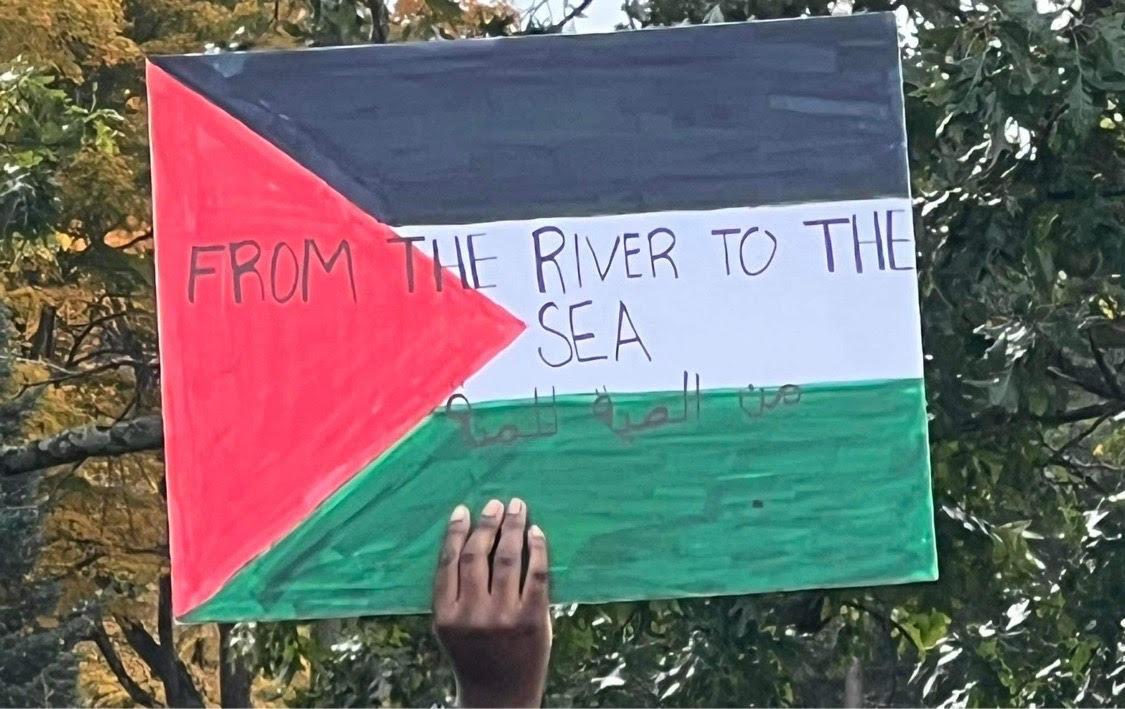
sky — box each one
[522,0,628,33]
[564,0,627,32]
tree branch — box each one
[547,0,594,31]
[90,620,158,708]
[841,601,922,654]
[1034,401,1125,425]
[11,358,151,399]
[1046,345,1119,400]
[1054,453,1111,495]
[1044,187,1125,201]
[1046,412,1112,464]
[0,415,163,477]
[66,310,136,367]
[118,610,205,708]
[1087,331,1124,399]
[946,400,1125,438]
[109,231,153,251]
[116,616,164,670]
[1046,365,1113,400]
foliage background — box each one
[0,0,1122,705]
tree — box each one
[0,1,520,705]
[3,0,1123,706]
[241,1,1125,706]
[0,304,84,707]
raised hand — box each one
[433,498,552,708]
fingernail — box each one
[482,499,503,517]
[529,524,545,538]
[508,497,524,514]
[449,504,469,523]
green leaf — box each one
[1065,77,1099,135]
[1069,638,1097,674]
[1028,387,1049,417]
[425,0,463,21]
[1093,16,1125,74]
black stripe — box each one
[152,13,908,226]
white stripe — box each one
[395,197,922,401]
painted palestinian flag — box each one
[148,12,937,622]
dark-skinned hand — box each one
[433,498,552,708]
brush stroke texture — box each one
[186,379,936,621]
[151,14,908,226]
[147,64,525,617]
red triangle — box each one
[147,64,525,616]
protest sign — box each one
[148,13,937,621]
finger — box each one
[492,498,528,600]
[433,504,470,616]
[521,523,550,609]
[458,498,504,603]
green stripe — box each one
[184,378,936,621]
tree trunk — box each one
[28,304,56,359]
[844,656,864,708]
[365,0,389,43]
[116,576,205,707]
[218,623,252,707]
[90,620,158,708]
[307,619,343,693]
[157,575,205,707]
